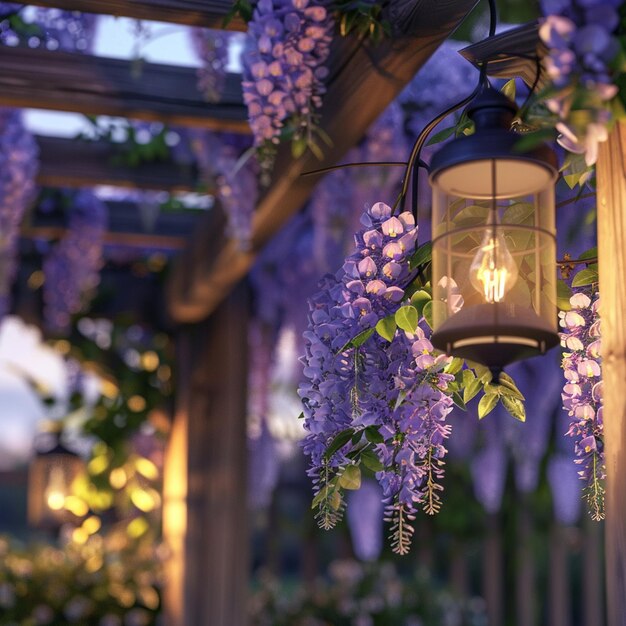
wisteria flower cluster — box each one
[43,191,108,335]
[538,0,625,165]
[242,0,333,177]
[299,201,456,554]
[559,289,605,520]
[0,108,38,318]
[191,28,231,103]
[189,130,258,249]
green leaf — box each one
[422,300,434,329]
[572,267,599,287]
[426,125,456,146]
[498,372,525,400]
[501,78,516,101]
[445,357,464,376]
[352,327,376,348]
[364,426,384,444]
[336,327,375,354]
[557,280,573,311]
[579,246,597,261]
[478,393,499,419]
[395,306,419,333]
[339,465,362,490]
[330,490,342,510]
[409,241,432,269]
[463,377,483,404]
[452,391,467,411]
[311,484,332,509]
[325,429,354,459]
[361,449,383,472]
[501,395,526,422]
[292,137,308,159]
[410,290,431,318]
[297,412,304,420]
[375,315,397,342]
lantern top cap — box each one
[465,85,517,125]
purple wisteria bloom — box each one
[299,201,455,553]
[539,0,622,164]
[559,289,605,520]
[242,0,333,173]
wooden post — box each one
[162,283,249,626]
[596,121,626,626]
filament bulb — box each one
[469,228,518,303]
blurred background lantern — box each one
[28,428,85,530]
[429,86,559,376]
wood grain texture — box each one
[460,21,547,87]
[36,136,202,192]
[0,47,249,132]
[23,0,246,29]
[596,121,626,626]
[181,284,249,626]
[167,0,480,322]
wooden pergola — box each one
[4,2,624,625]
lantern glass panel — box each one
[431,158,557,366]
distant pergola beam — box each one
[22,0,246,29]
[166,0,483,323]
[36,136,202,193]
[0,47,249,132]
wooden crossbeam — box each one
[0,47,249,132]
[23,0,246,29]
[166,0,481,322]
[36,135,202,192]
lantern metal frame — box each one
[427,87,560,373]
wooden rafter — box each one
[166,0,481,323]
[36,136,201,192]
[0,47,249,132]
[23,0,246,29]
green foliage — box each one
[375,315,397,341]
[334,0,391,43]
[338,464,362,490]
[571,265,599,287]
[395,305,418,333]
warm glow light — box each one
[46,490,65,511]
[45,466,67,511]
[469,229,518,303]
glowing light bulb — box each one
[44,466,67,511]
[469,228,518,303]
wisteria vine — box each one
[43,191,108,335]
[559,289,605,520]
[538,0,625,166]
[299,201,458,554]
[242,0,333,178]
[0,108,38,318]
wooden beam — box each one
[24,0,246,30]
[36,136,201,193]
[167,0,480,322]
[22,225,187,250]
[0,47,249,132]
[596,121,626,626]
[460,22,547,88]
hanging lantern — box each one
[429,87,559,376]
[28,433,85,529]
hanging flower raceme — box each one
[559,289,605,520]
[538,0,623,165]
[242,0,333,177]
[0,108,39,318]
[299,201,456,555]
[191,28,231,103]
[190,130,258,249]
[43,191,108,335]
